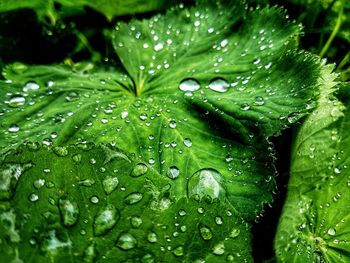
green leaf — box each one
[0,1,321,224]
[0,144,252,262]
[274,65,350,262]
[0,0,171,23]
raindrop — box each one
[131,163,148,177]
[124,192,143,205]
[169,120,177,129]
[33,179,45,189]
[7,96,25,107]
[90,196,99,204]
[208,78,229,93]
[183,138,192,147]
[240,103,250,111]
[213,242,225,255]
[327,228,336,236]
[187,169,226,199]
[59,198,79,227]
[103,176,119,195]
[178,209,186,216]
[230,229,240,238]
[117,233,137,250]
[147,232,158,243]
[72,154,82,163]
[8,124,20,133]
[131,216,142,228]
[173,246,184,257]
[78,179,95,187]
[253,96,265,106]
[23,81,40,92]
[154,43,164,51]
[179,79,200,92]
[167,166,180,179]
[28,193,39,202]
[220,39,229,48]
[94,204,119,236]
[215,216,223,225]
[199,224,213,240]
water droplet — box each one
[131,163,148,177]
[124,192,143,205]
[90,196,99,204]
[117,233,137,250]
[141,254,154,263]
[7,96,25,107]
[215,216,223,225]
[33,179,45,189]
[187,169,226,199]
[72,154,82,163]
[78,179,95,187]
[220,39,229,48]
[169,120,177,129]
[23,81,40,92]
[178,209,186,216]
[253,96,265,106]
[213,242,225,255]
[94,204,119,236]
[28,193,39,202]
[327,228,336,236]
[147,232,158,243]
[208,78,229,93]
[240,103,250,111]
[53,146,68,157]
[154,42,164,51]
[167,166,180,179]
[121,111,129,119]
[59,198,79,227]
[130,216,142,228]
[183,138,192,147]
[173,246,184,257]
[199,224,213,240]
[90,158,97,165]
[230,228,240,238]
[179,79,200,92]
[8,124,20,133]
[103,176,119,195]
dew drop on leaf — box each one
[208,78,229,93]
[199,224,213,240]
[179,78,200,92]
[187,169,226,199]
[183,138,192,147]
[8,124,20,133]
[131,163,148,177]
[147,232,158,243]
[212,242,225,255]
[23,81,40,92]
[90,196,99,204]
[117,233,137,250]
[124,192,143,205]
[7,96,25,107]
[130,216,142,228]
[327,228,336,236]
[94,204,119,236]
[102,176,119,194]
[173,246,184,257]
[167,166,180,179]
[58,198,79,227]
[78,179,95,187]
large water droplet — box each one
[208,78,229,93]
[7,96,25,107]
[327,228,336,236]
[130,216,142,228]
[8,124,20,133]
[183,138,192,147]
[124,192,143,205]
[173,246,184,257]
[213,242,225,255]
[147,232,158,243]
[23,81,40,92]
[102,176,119,195]
[131,163,148,177]
[58,198,79,227]
[167,166,180,179]
[199,224,213,240]
[187,169,226,199]
[117,233,137,250]
[94,204,119,236]
[179,79,200,92]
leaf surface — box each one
[274,65,350,262]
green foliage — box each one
[275,65,350,262]
[0,0,349,262]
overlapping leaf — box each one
[274,65,350,262]
[0,144,252,262]
[0,1,323,224]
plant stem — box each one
[319,0,344,58]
